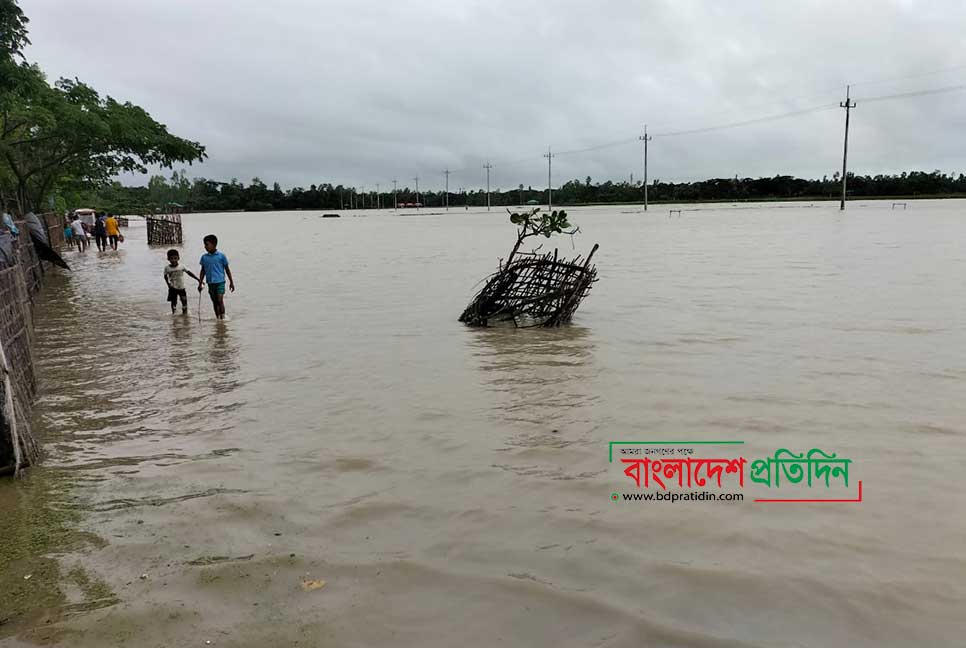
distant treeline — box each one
[69,170,966,213]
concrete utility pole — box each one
[483,162,493,211]
[413,176,419,211]
[839,85,856,211]
[361,185,366,209]
[392,179,398,211]
[376,183,380,210]
[443,169,450,211]
[640,124,653,211]
[543,148,554,211]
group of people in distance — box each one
[65,212,122,252]
[163,234,235,319]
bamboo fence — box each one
[0,214,60,476]
[145,213,183,246]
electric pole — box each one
[361,185,366,209]
[839,85,856,211]
[413,176,419,211]
[640,124,652,211]
[376,183,380,210]
[483,162,493,211]
[443,169,450,211]
[543,148,554,210]
[392,179,398,211]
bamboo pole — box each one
[0,333,23,477]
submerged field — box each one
[2,199,965,646]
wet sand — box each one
[2,200,966,646]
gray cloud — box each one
[24,0,966,191]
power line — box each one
[857,82,966,104]
[555,136,639,157]
[652,102,840,139]
[851,63,966,88]
[645,87,844,133]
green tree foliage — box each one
[0,0,28,59]
[0,0,28,96]
[0,1,205,214]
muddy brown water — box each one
[2,201,966,646]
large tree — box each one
[0,0,205,215]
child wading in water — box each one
[164,249,202,314]
[197,234,234,319]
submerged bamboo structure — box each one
[146,212,183,246]
[459,245,598,327]
[459,208,600,331]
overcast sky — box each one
[23,0,966,190]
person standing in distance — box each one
[70,215,88,252]
[197,234,235,320]
[93,212,108,252]
[105,213,121,250]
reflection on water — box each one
[204,321,241,390]
[468,325,602,447]
[167,314,193,345]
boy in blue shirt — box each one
[197,234,235,319]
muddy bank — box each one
[0,467,112,643]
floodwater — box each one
[2,200,966,646]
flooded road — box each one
[3,200,966,646]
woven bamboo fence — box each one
[46,213,66,248]
[459,244,599,328]
[146,213,183,245]
[0,219,48,476]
